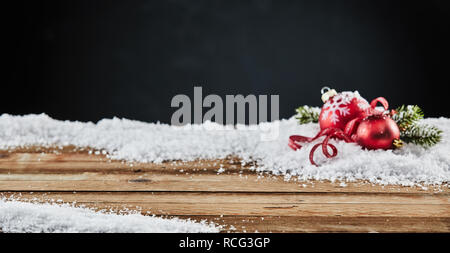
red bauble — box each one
[289,88,401,165]
[319,91,370,130]
[354,115,400,150]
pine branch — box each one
[295,105,320,124]
[400,123,442,147]
[393,105,424,130]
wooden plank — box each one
[0,152,249,174]
[0,173,448,193]
[2,192,449,232]
[0,152,447,194]
[1,149,449,232]
[3,192,448,205]
[201,216,450,233]
[2,192,448,217]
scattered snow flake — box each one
[339,182,347,187]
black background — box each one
[0,233,447,252]
[3,0,450,123]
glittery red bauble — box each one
[354,115,400,150]
[319,91,370,130]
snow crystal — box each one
[0,113,449,186]
[0,198,219,233]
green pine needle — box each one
[393,104,442,147]
[400,124,442,147]
[295,105,320,124]
[393,105,424,130]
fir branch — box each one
[393,105,424,130]
[295,105,320,124]
[400,123,442,147]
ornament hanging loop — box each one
[320,87,338,103]
[321,87,330,94]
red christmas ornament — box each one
[353,115,400,150]
[289,88,402,166]
[319,87,370,131]
[344,97,401,150]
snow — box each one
[0,198,220,233]
[0,113,449,186]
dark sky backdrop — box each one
[3,0,450,123]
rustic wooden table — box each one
[0,147,449,232]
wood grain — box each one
[0,148,449,232]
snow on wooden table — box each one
[0,147,449,233]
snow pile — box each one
[0,198,219,233]
[0,113,449,186]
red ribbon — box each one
[289,97,390,166]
